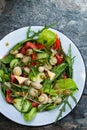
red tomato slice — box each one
[36,44,46,49]
[6,90,13,103]
[11,74,17,83]
[53,35,60,50]
[31,53,37,66]
[63,74,68,79]
[20,42,37,54]
[25,42,37,49]
[32,102,39,107]
[20,46,26,54]
[55,54,63,64]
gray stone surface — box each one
[0,0,87,130]
[0,0,5,15]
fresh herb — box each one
[12,23,57,51]
[37,29,56,47]
[1,54,14,64]
[27,26,31,39]
[42,63,67,93]
[56,78,78,94]
[52,63,67,82]
[55,94,77,122]
[65,44,75,78]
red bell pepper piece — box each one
[32,102,39,107]
[63,74,68,79]
[55,54,63,64]
[36,44,46,49]
[20,42,37,54]
[20,46,26,55]
[25,42,37,49]
[31,53,37,66]
[11,74,17,83]
[53,35,60,50]
[6,90,13,103]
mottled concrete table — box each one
[0,0,87,130]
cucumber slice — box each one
[13,98,32,113]
[10,59,19,68]
[37,52,49,60]
[24,107,37,121]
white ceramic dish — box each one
[0,26,86,126]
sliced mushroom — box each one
[23,67,30,74]
[29,88,38,97]
[44,68,55,80]
[31,82,42,89]
[26,49,33,55]
[54,97,62,104]
[14,75,28,84]
[44,63,52,70]
[13,66,22,76]
[22,56,31,64]
[38,94,48,104]
[25,79,31,86]
[16,53,24,58]
[10,50,18,55]
[49,56,57,65]
[38,66,45,72]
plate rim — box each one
[0,26,86,126]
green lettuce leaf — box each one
[37,29,56,47]
[56,78,78,93]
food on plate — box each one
[0,25,78,122]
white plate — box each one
[0,26,86,126]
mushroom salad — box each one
[0,25,78,122]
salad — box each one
[0,25,78,122]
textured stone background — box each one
[0,0,87,130]
[0,0,5,15]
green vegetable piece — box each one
[0,70,4,77]
[4,74,10,81]
[29,67,39,81]
[52,63,67,82]
[24,107,37,121]
[46,104,57,110]
[37,29,56,47]
[27,26,31,39]
[56,78,78,93]
[38,104,50,112]
[37,52,49,60]
[65,56,73,78]
[10,59,19,68]
[13,98,32,113]
[0,70,4,82]
[1,54,14,64]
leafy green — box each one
[0,70,4,82]
[42,63,67,93]
[0,67,10,83]
[38,104,51,112]
[29,67,39,81]
[55,94,77,123]
[56,78,78,93]
[65,44,75,78]
[1,54,14,64]
[37,29,56,47]
[24,107,37,121]
[37,52,49,60]
[38,103,57,111]
[10,59,19,68]
[12,23,57,51]
[52,63,67,82]
[27,26,31,39]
